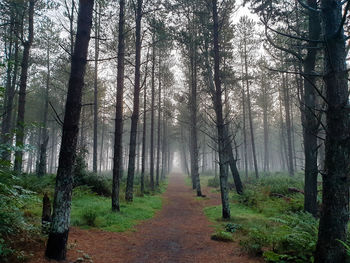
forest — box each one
[0,0,350,262]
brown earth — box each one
[30,173,262,263]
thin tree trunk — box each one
[99,119,105,173]
[125,0,143,201]
[1,12,17,161]
[189,42,202,196]
[241,63,248,178]
[263,97,269,172]
[112,0,126,211]
[211,0,230,219]
[282,73,294,176]
[141,84,147,195]
[156,55,161,187]
[243,43,258,178]
[149,37,156,191]
[45,1,94,260]
[14,0,35,173]
[49,127,56,174]
[302,0,321,217]
[93,1,100,173]
[37,40,51,177]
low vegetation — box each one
[204,172,321,263]
[0,163,167,262]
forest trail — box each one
[32,173,261,263]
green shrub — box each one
[207,176,220,188]
[225,223,241,233]
[240,227,270,255]
[267,212,318,262]
[81,173,112,196]
[255,175,304,196]
[19,174,56,194]
[211,231,234,242]
[82,208,98,227]
[0,166,41,262]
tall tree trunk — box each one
[1,11,18,162]
[14,0,35,173]
[156,56,161,187]
[161,117,167,180]
[226,131,244,194]
[189,42,202,196]
[141,84,147,195]
[45,0,94,260]
[281,73,294,176]
[149,38,156,191]
[180,126,190,175]
[112,0,126,211]
[37,40,51,177]
[241,63,248,178]
[302,0,321,217]
[99,119,105,173]
[49,127,56,174]
[211,0,230,219]
[125,0,143,202]
[141,51,149,194]
[243,42,259,179]
[315,1,350,261]
[263,98,269,172]
[204,33,243,196]
[93,1,100,173]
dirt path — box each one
[32,173,261,263]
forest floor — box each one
[30,173,262,263]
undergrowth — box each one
[0,153,168,262]
[204,172,321,263]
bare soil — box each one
[30,173,262,263]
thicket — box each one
[0,153,166,262]
[205,173,322,263]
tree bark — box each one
[315,1,350,261]
[211,0,230,219]
[37,38,51,177]
[141,52,149,195]
[149,37,156,191]
[125,0,143,201]
[156,55,162,187]
[189,40,202,196]
[1,11,18,162]
[14,0,35,173]
[243,41,259,178]
[112,0,126,211]
[93,0,100,173]
[302,0,321,217]
[45,0,94,260]
[281,72,294,176]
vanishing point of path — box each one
[32,173,262,263]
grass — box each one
[70,186,164,232]
[202,172,321,262]
[20,175,168,233]
[204,203,270,232]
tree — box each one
[211,0,230,219]
[140,50,149,195]
[125,0,143,202]
[1,2,21,162]
[92,0,102,173]
[37,18,59,177]
[14,0,35,173]
[45,0,94,259]
[237,15,259,179]
[315,1,350,261]
[149,32,156,191]
[112,0,126,211]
